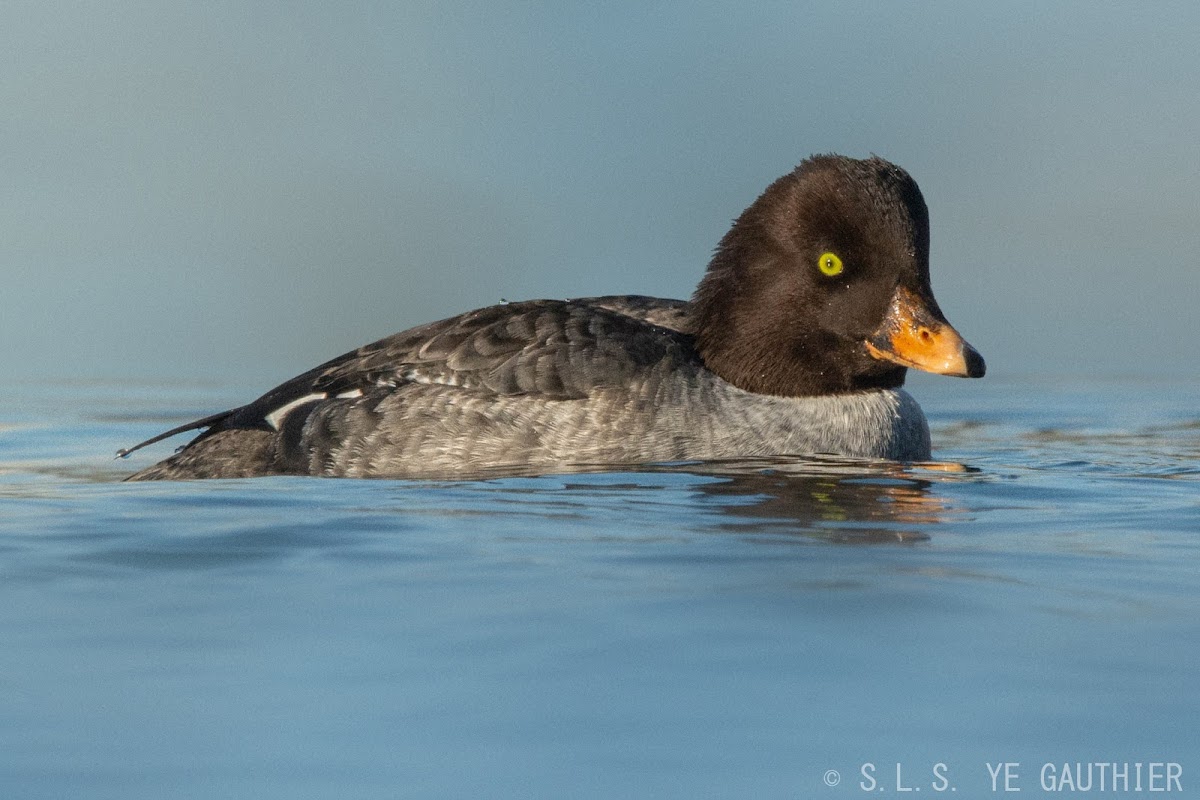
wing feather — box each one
[118,296,697,458]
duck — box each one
[120,154,985,480]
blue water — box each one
[2,376,1197,799]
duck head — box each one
[692,154,985,397]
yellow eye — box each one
[817,252,844,277]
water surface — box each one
[1,376,1197,798]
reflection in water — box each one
[667,458,965,543]
[398,456,969,546]
[563,456,970,544]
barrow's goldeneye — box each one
[121,154,984,480]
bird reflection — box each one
[419,454,973,544]
[643,456,971,544]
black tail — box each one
[115,409,237,459]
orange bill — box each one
[865,286,986,378]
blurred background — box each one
[3,1,1197,384]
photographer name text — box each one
[821,761,1184,793]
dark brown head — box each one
[691,154,984,396]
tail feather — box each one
[116,409,237,460]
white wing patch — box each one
[265,388,365,430]
[265,393,327,430]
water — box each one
[2,376,1197,799]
